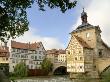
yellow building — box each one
[66,9,110,78]
[58,50,66,63]
[46,49,66,63]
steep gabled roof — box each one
[74,35,91,48]
[46,49,65,55]
[11,41,28,49]
[11,41,44,50]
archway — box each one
[100,65,110,76]
[53,66,68,75]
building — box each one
[0,42,9,76]
[9,41,46,72]
[46,49,66,63]
[46,49,59,64]
[66,9,110,78]
[58,50,66,63]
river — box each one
[14,75,73,82]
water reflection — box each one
[14,76,73,82]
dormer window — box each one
[86,33,90,38]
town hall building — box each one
[66,9,110,78]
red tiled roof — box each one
[11,41,42,50]
[74,35,91,48]
[11,41,28,49]
[46,49,66,55]
[47,49,59,55]
[0,47,9,52]
[58,49,66,54]
[0,46,9,57]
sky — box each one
[12,0,110,50]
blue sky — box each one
[26,2,80,46]
[13,0,110,50]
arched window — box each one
[86,33,90,38]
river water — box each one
[14,76,73,82]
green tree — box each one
[0,0,77,42]
[14,62,28,77]
[41,58,53,73]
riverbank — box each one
[10,75,73,82]
[10,75,69,80]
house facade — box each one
[0,42,9,76]
[46,49,66,63]
[46,49,59,64]
[9,41,46,72]
[58,50,66,63]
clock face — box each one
[86,33,90,38]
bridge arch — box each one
[100,65,110,76]
[53,66,68,75]
[95,58,110,73]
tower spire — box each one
[83,7,84,12]
[81,8,87,24]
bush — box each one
[41,58,53,73]
[14,62,28,77]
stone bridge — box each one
[95,58,110,73]
[52,58,110,75]
[53,62,66,72]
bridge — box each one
[95,58,110,74]
[51,57,110,76]
[52,62,67,74]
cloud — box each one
[72,0,110,46]
[11,27,64,50]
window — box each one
[6,58,8,60]
[86,33,90,38]
[12,49,15,52]
[39,51,41,54]
[80,66,83,69]
[31,56,34,59]
[68,51,70,54]
[21,55,24,58]
[12,59,15,63]
[75,57,77,60]
[79,51,81,53]
[39,56,41,59]
[35,56,37,60]
[40,62,42,64]
[35,51,37,54]
[80,57,83,60]
[36,62,38,64]
[99,49,103,58]
[18,55,20,58]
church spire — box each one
[81,8,88,24]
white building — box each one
[58,53,66,63]
[46,49,66,63]
[9,41,46,72]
